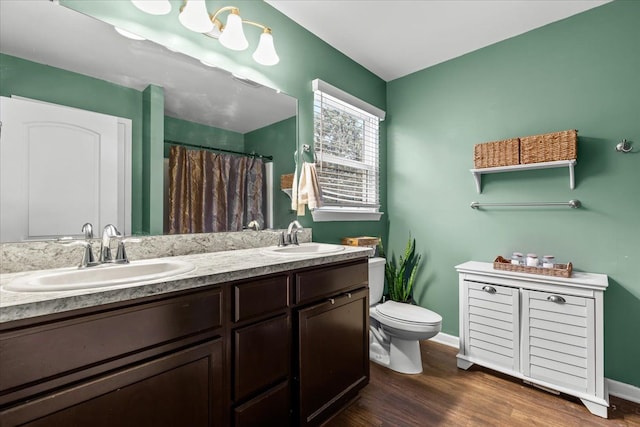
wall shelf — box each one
[470,160,576,193]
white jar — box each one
[511,252,523,265]
[542,255,555,268]
[526,253,539,267]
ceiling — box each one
[0,0,296,134]
[267,0,611,81]
[0,0,611,129]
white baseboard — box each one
[431,332,459,348]
[429,333,640,404]
[607,378,640,404]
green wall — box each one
[387,0,640,386]
[246,116,297,230]
[164,115,244,152]
[61,0,388,243]
[0,53,145,234]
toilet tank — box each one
[368,257,386,305]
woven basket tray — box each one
[474,138,520,168]
[520,129,577,164]
[493,256,572,278]
[280,173,294,189]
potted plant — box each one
[378,236,421,303]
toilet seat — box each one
[375,301,442,328]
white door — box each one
[0,96,126,242]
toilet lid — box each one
[376,301,442,325]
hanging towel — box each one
[293,162,323,216]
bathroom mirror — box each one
[0,0,297,242]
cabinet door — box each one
[463,281,520,373]
[296,288,369,426]
[1,339,224,427]
[522,289,595,394]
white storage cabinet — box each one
[455,261,608,418]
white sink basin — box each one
[265,242,345,256]
[4,259,196,292]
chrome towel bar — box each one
[470,199,581,209]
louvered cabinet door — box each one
[521,290,595,394]
[463,281,520,373]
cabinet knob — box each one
[482,286,497,294]
[547,295,566,304]
[346,293,352,298]
[329,298,335,305]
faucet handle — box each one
[278,231,287,247]
[62,240,97,268]
[114,238,140,264]
[115,241,129,264]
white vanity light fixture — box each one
[179,0,214,33]
[131,0,172,15]
[252,28,279,66]
[114,27,146,41]
[217,8,248,50]
[130,0,279,66]
[200,59,218,68]
[208,6,279,65]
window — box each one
[311,79,385,221]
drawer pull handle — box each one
[547,295,566,304]
[346,293,352,298]
[482,286,496,294]
[329,298,335,305]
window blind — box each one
[313,89,380,209]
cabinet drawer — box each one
[464,281,519,372]
[1,338,224,427]
[295,260,367,305]
[522,289,594,393]
[0,287,222,399]
[234,314,290,401]
[234,381,290,427]
[234,275,289,322]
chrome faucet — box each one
[99,224,121,263]
[286,220,303,245]
[60,223,98,268]
[82,222,94,240]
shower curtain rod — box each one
[164,139,273,161]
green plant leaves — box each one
[384,236,420,303]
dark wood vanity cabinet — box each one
[2,339,223,427]
[231,275,291,427]
[0,257,370,427]
[294,260,370,427]
[0,288,225,427]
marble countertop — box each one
[0,245,372,323]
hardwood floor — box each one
[327,341,640,427]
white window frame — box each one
[310,79,385,222]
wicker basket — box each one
[493,256,572,278]
[520,129,577,164]
[280,173,294,189]
[341,236,379,247]
[473,138,520,168]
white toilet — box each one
[368,257,442,374]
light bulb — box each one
[114,27,146,41]
[179,0,214,33]
[219,11,248,51]
[131,0,172,15]
[252,31,279,66]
